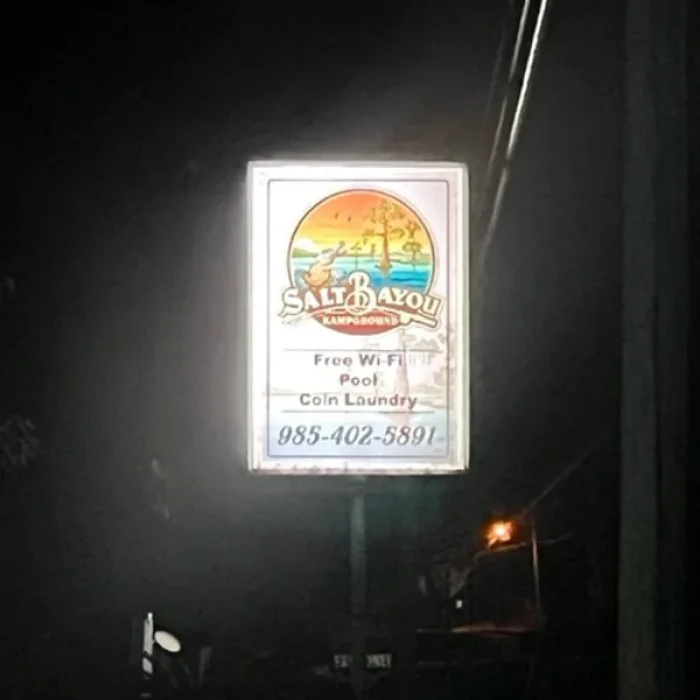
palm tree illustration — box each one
[402,221,423,270]
[432,330,457,393]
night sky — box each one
[2,1,622,695]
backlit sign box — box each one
[247,161,468,475]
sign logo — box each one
[279,189,442,335]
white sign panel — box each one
[247,161,468,475]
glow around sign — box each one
[247,161,468,475]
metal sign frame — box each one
[247,160,468,475]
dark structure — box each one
[618,0,688,698]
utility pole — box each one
[619,0,687,699]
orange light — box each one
[486,519,515,547]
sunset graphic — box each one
[283,188,437,336]
[294,190,431,255]
[290,190,433,268]
[288,189,434,288]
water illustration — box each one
[291,256,431,292]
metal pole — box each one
[140,612,154,699]
[350,492,367,700]
[530,518,541,623]
[619,0,687,697]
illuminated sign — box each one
[247,161,468,474]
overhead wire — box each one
[480,0,533,213]
[475,0,555,282]
[428,432,611,562]
[479,0,520,155]
[518,431,611,521]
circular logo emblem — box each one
[280,189,441,336]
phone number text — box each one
[276,424,439,447]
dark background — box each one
[1,1,624,696]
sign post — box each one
[246,160,469,694]
[247,160,468,476]
[350,490,367,699]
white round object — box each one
[154,630,182,654]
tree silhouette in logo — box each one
[363,198,417,277]
[349,240,363,270]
